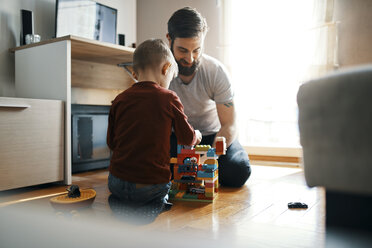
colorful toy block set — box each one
[169,137,226,202]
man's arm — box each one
[215,101,237,147]
[171,93,201,146]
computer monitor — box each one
[55,0,117,44]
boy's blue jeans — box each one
[108,173,171,206]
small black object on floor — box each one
[288,202,308,209]
[67,184,81,198]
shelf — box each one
[10,35,135,65]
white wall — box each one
[137,0,223,61]
[0,0,56,96]
[0,0,136,97]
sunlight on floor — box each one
[250,164,302,180]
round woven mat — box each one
[50,189,96,210]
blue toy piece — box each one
[183,157,198,165]
[197,170,215,178]
[177,144,182,154]
[207,148,216,157]
[183,157,191,165]
[202,164,217,171]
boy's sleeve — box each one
[170,93,197,146]
[106,106,115,150]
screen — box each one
[55,0,117,44]
[72,114,110,162]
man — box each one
[167,7,251,187]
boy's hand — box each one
[194,130,202,145]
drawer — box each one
[0,97,64,191]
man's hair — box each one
[167,7,208,40]
[133,39,174,75]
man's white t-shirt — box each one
[169,54,234,135]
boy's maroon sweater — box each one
[107,81,197,184]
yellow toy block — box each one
[204,159,218,165]
[195,145,211,151]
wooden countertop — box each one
[9,35,135,65]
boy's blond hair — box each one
[133,39,176,76]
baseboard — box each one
[244,146,302,167]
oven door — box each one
[71,113,111,173]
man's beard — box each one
[171,41,201,76]
[176,58,200,76]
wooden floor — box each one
[0,165,326,247]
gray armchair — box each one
[297,65,372,231]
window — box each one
[224,0,336,151]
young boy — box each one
[107,39,202,211]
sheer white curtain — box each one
[222,0,337,150]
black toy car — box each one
[288,202,308,209]
[181,175,195,181]
[190,187,205,194]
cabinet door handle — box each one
[0,104,31,108]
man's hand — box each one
[194,130,202,145]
